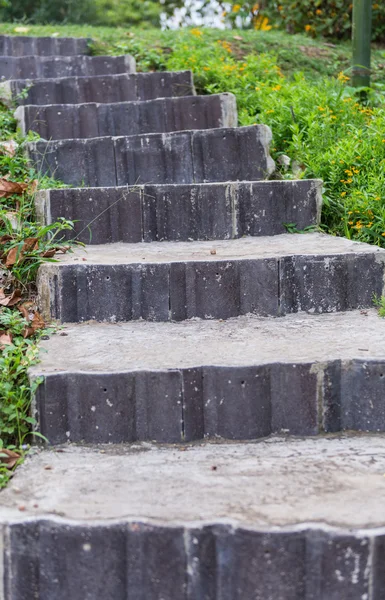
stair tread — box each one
[42,233,385,266]
[1,435,385,529]
[30,309,385,375]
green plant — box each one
[373,294,385,317]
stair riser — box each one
[36,180,321,244]
[16,93,237,140]
[3,520,380,600]
[27,126,274,187]
[0,55,135,79]
[0,35,90,56]
[0,71,195,107]
[33,359,385,444]
[37,253,384,323]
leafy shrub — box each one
[223,1,385,42]
[0,0,184,26]
[166,28,385,245]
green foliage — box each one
[0,102,76,462]
[373,295,385,318]
[223,1,385,42]
[0,0,184,27]
[166,28,385,245]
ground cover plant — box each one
[0,101,76,488]
[1,21,385,482]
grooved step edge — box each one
[26,125,275,187]
[36,233,385,323]
[35,180,321,244]
[30,310,385,444]
[15,93,237,140]
[0,34,90,56]
[0,70,195,106]
[0,54,136,80]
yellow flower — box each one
[271,84,282,91]
[14,26,30,33]
[341,192,347,197]
[316,8,322,14]
[337,71,350,83]
[255,86,261,91]
[304,24,313,32]
[317,106,325,111]
[252,3,260,12]
[232,4,242,12]
[190,28,203,37]
[203,67,210,71]
[266,109,275,114]
[382,233,385,237]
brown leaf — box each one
[0,288,21,307]
[31,311,45,332]
[28,179,39,195]
[0,178,28,199]
[4,246,19,267]
[0,234,14,245]
[23,327,35,339]
[0,332,13,349]
[0,448,20,469]
[18,301,34,320]
[0,141,18,157]
[22,237,38,253]
[41,248,57,258]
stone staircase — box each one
[1,33,385,599]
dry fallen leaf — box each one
[0,332,13,349]
[0,288,21,307]
[0,449,20,469]
[0,178,28,199]
[0,141,18,157]
[4,237,39,267]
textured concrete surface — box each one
[30,310,385,444]
[0,54,136,79]
[0,34,90,56]
[1,435,385,527]
[30,309,385,372]
[26,125,275,187]
[16,93,237,140]
[36,233,385,322]
[0,70,195,107]
[36,180,322,244]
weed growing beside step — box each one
[0,102,76,488]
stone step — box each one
[15,94,238,140]
[1,436,385,599]
[27,125,274,187]
[0,54,135,80]
[0,34,90,56]
[30,309,385,444]
[37,233,385,324]
[36,180,322,244]
[15,93,237,140]
[0,70,195,107]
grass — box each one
[0,100,76,487]
[0,21,385,482]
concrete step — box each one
[37,233,385,324]
[0,54,135,80]
[26,125,274,187]
[0,70,195,107]
[1,436,385,599]
[0,34,90,56]
[15,93,237,140]
[36,180,322,244]
[30,309,385,444]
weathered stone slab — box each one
[27,125,274,187]
[0,34,90,56]
[1,436,385,599]
[36,234,385,324]
[0,54,135,79]
[36,180,322,244]
[0,71,195,106]
[29,310,385,444]
[15,93,237,140]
